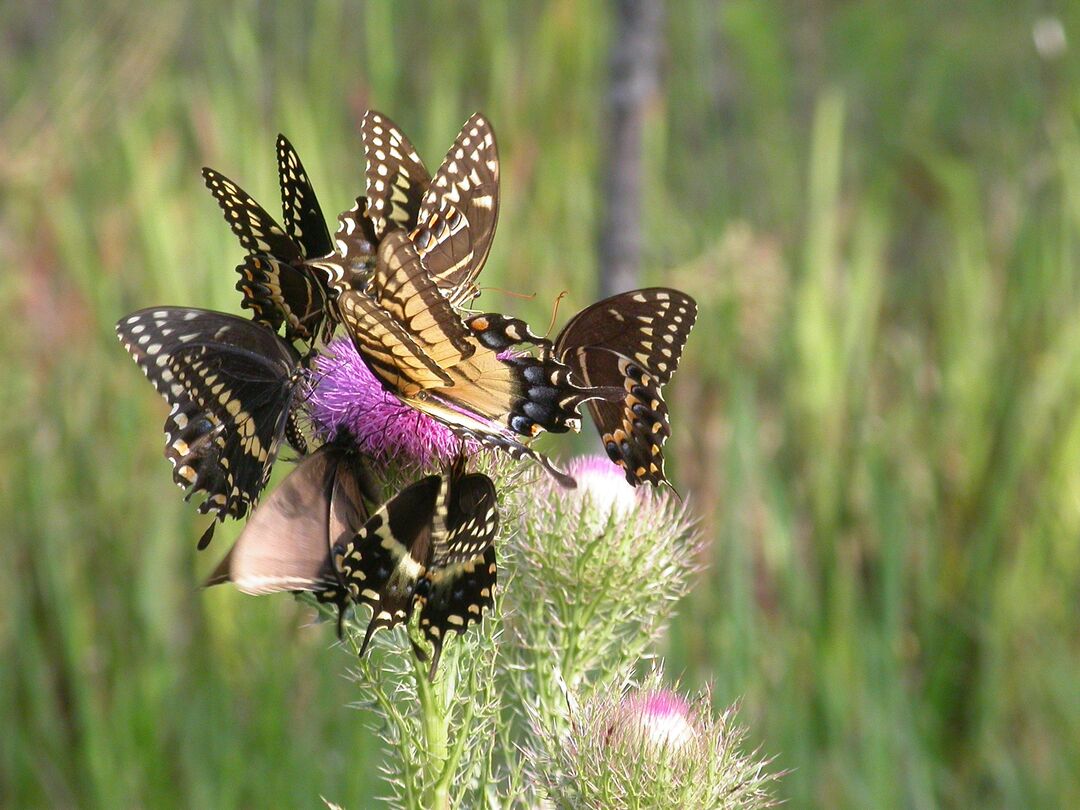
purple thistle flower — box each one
[307,337,468,467]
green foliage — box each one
[3,1,1080,807]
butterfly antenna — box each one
[543,290,569,340]
[478,285,537,302]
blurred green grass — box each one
[3,1,1080,806]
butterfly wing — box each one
[309,197,381,297]
[361,110,431,239]
[337,230,476,395]
[334,474,443,656]
[203,167,330,342]
[411,113,500,306]
[116,308,301,535]
[203,168,304,263]
[365,230,476,365]
[276,134,333,259]
[235,253,329,343]
[205,445,340,594]
[466,312,552,353]
[416,470,499,678]
[554,288,697,486]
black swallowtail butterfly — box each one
[466,288,697,487]
[333,459,499,680]
[116,307,307,547]
[202,136,336,344]
[342,110,499,307]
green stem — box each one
[414,651,450,810]
[434,664,477,799]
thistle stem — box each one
[414,651,450,810]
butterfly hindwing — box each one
[554,288,697,486]
[116,308,303,538]
[465,312,551,353]
[417,546,497,680]
[235,253,329,343]
[335,475,443,656]
[416,471,499,678]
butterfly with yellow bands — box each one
[337,230,614,486]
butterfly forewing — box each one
[336,230,478,396]
[361,110,431,239]
[553,288,697,486]
[206,445,340,595]
[337,289,455,395]
[555,288,696,385]
[368,230,475,366]
[116,308,303,535]
[203,168,304,264]
[276,134,333,259]
[412,113,500,306]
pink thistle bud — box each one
[612,689,697,752]
[306,337,469,468]
[564,454,642,518]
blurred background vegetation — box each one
[3,0,1080,806]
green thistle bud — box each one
[503,456,701,688]
[529,670,778,810]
